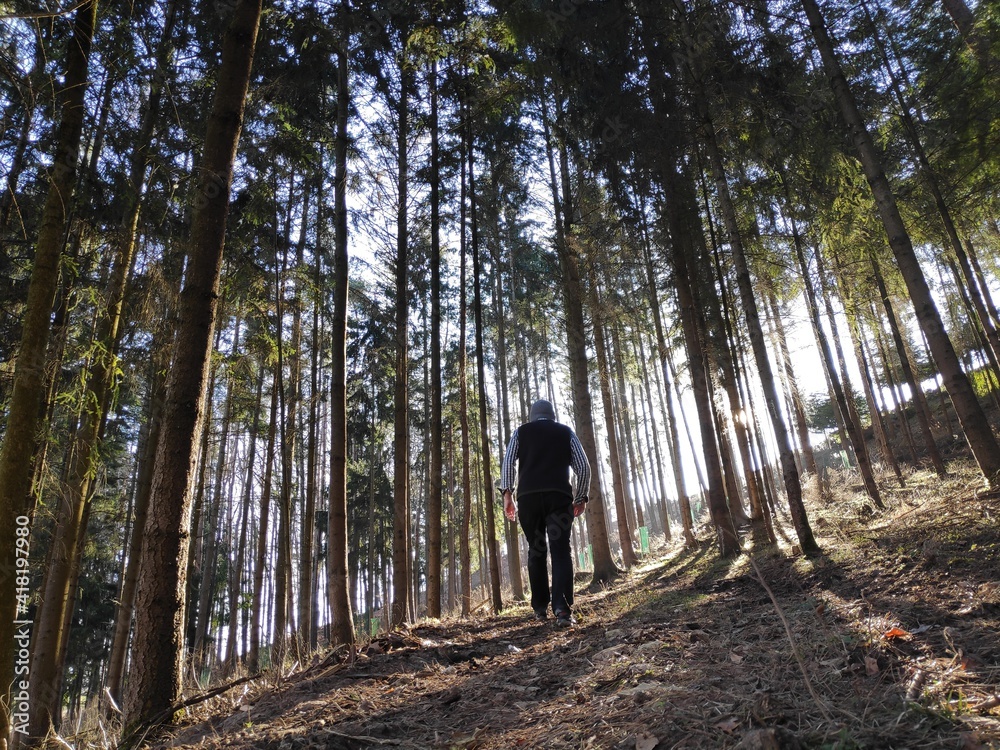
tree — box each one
[0,0,99,741]
[328,21,355,646]
[800,0,1000,486]
[123,0,263,726]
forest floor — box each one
[142,464,999,750]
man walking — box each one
[500,399,590,627]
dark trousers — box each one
[517,491,575,616]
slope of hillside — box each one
[145,470,1000,750]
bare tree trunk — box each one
[636,331,672,540]
[123,0,262,725]
[468,142,504,613]
[591,287,638,568]
[494,237,524,600]
[787,207,884,509]
[194,317,239,667]
[691,83,817,554]
[328,38,355,646]
[801,0,1000,485]
[870,257,947,476]
[0,0,98,740]
[248,380,277,672]
[391,62,411,629]
[105,360,165,706]
[426,57,444,620]
[225,372,261,674]
[766,291,820,479]
[458,119,473,616]
[848,301,905,485]
[541,94,620,582]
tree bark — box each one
[248,379,277,672]
[123,0,262,726]
[328,37,355,646]
[787,209,884,509]
[426,57,444,620]
[766,292,820,480]
[391,63,411,628]
[225,371,261,674]
[870,257,948,476]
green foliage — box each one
[806,392,869,432]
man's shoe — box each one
[533,609,548,621]
[554,612,576,628]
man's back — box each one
[515,419,573,499]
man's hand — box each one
[573,499,586,518]
[503,491,517,522]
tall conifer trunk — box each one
[469,145,504,613]
[687,67,817,553]
[870,257,948,476]
[248,380,278,672]
[541,94,620,583]
[0,0,98,740]
[391,61,411,628]
[123,0,262,726]
[426,57,444,620]
[328,35,355,646]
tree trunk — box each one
[635,331,672,540]
[591,287,638,568]
[391,63,411,629]
[638,217,693,544]
[426,57,444,620]
[0,0,98,740]
[542,94,620,583]
[766,291,820,480]
[469,145,504,614]
[105,236,183,709]
[459,117,473,617]
[494,237,524,599]
[939,0,988,58]
[328,38,355,646]
[692,84,818,554]
[248,379,278,672]
[123,0,262,726]
[787,208,885,509]
[870,257,948,476]
[225,371,262,674]
[801,0,1000,485]
[194,318,239,667]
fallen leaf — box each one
[636,732,658,750]
[715,717,739,733]
[884,627,908,639]
[865,656,880,676]
[910,624,932,635]
[729,651,744,664]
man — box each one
[500,399,590,627]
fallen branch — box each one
[748,554,833,722]
[118,672,261,750]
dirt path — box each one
[151,476,1000,749]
